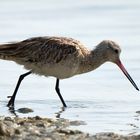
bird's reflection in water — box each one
[8,106,18,117]
[8,104,65,118]
[55,106,66,118]
[8,106,34,117]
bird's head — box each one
[96,40,121,63]
[96,40,139,91]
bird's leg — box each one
[55,78,67,107]
[7,71,32,107]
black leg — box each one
[7,71,32,107]
[55,78,67,107]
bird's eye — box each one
[114,49,118,54]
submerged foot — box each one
[7,96,15,107]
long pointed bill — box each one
[116,60,139,91]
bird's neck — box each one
[78,48,107,74]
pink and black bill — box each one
[116,60,139,91]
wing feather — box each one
[0,37,79,64]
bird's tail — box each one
[0,43,18,60]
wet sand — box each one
[0,116,140,140]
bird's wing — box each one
[0,37,81,63]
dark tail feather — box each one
[0,43,18,55]
[0,43,19,60]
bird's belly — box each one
[43,66,77,79]
[24,63,79,79]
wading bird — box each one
[0,36,139,107]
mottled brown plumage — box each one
[0,37,91,78]
[0,36,138,108]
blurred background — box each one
[0,0,140,134]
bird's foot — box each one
[7,96,12,98]
[7,97,15,107]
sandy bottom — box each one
[0,116,140,140]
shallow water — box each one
[0,0,140,135]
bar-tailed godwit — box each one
[0,36,139,107]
